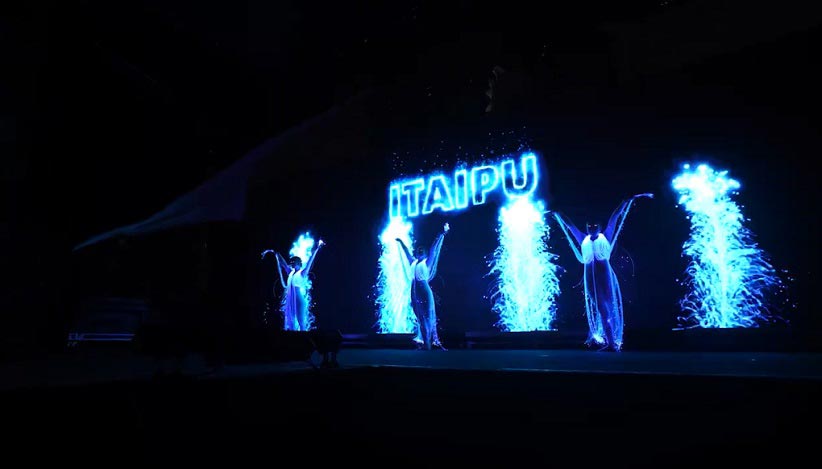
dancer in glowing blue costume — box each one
[262,238,325,331]
[554,194,652,350]
[396,223,450,350]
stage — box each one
[3,347,821,391]
[3,346,820,465]
[337,348,822,380]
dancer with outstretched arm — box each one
[262,238,325,331]
[554,194,652,351]
[396,223,450,350]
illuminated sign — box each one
[388,152,540,218]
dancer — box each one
[262,238,325,331]
[396,223,450,350]
[553,194,652,351]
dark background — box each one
[3,0,820,354]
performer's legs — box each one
[413,325,423,346]
[424,316,433,350]
[419,319,431,350]
[610,278,624,351]
[601,312,615,350]
[430,311,446,350]
[295,294,310,331]
[597,282,618,351]
[297,307,309,332]
[584,302,606,348]
[414,303,431,350]
[411,284,425,348]
[594,272,614,350]
[283,311,296,331]
[606,314,622,351]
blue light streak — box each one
[672,163,780,328]
[470,165,500,205]
[422,175,455,215]
[501,152,539,198]
[289,232,315,266]
[454,168,469,210]
[399,179,425,218]
[488,195,561,331]
[375,217,418,333]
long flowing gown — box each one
[580,233,623,347]
[282,269,310,331]
[398,232,446,349]
[555,198,637,350]
[277,247,322,331]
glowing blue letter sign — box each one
[389,152,540,218]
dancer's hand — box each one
[318,239,326,247]
[443,222,450,233]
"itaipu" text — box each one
[388,152,540,218]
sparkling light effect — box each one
[488,195,561,331]
[389,152,539,218]
[375,217,418,333]
[289,232,315,265]
[672,163,780,328]
[288,232,316,329]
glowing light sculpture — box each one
[375,217,418,333]
[672,163,780,328]
[488,195,561,331]
[553,194,652,350]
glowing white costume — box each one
[273,243,323,331]
[579,233,623,348]
[397,225,448,350]
[555,194,651,350]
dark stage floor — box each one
[3,348,820,464]
[0,349,822,390]
[3,348,821,390]
[338,348,822,380]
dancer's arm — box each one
[274,252,291,289]
[605,193,652,247]
[395,238,414,280]
[302,239,325,276]
[426,223,449,280]
[395,238,414,265]
[553,212,585,263]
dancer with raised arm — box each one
[262,238,325,331]
[554,194,652,351]
[396,223,450,350]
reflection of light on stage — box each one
[672,163,781,328]
[375,217,417,333]
[489,195,561,331]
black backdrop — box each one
[8,2,820,353]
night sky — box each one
[4,1,821,350]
